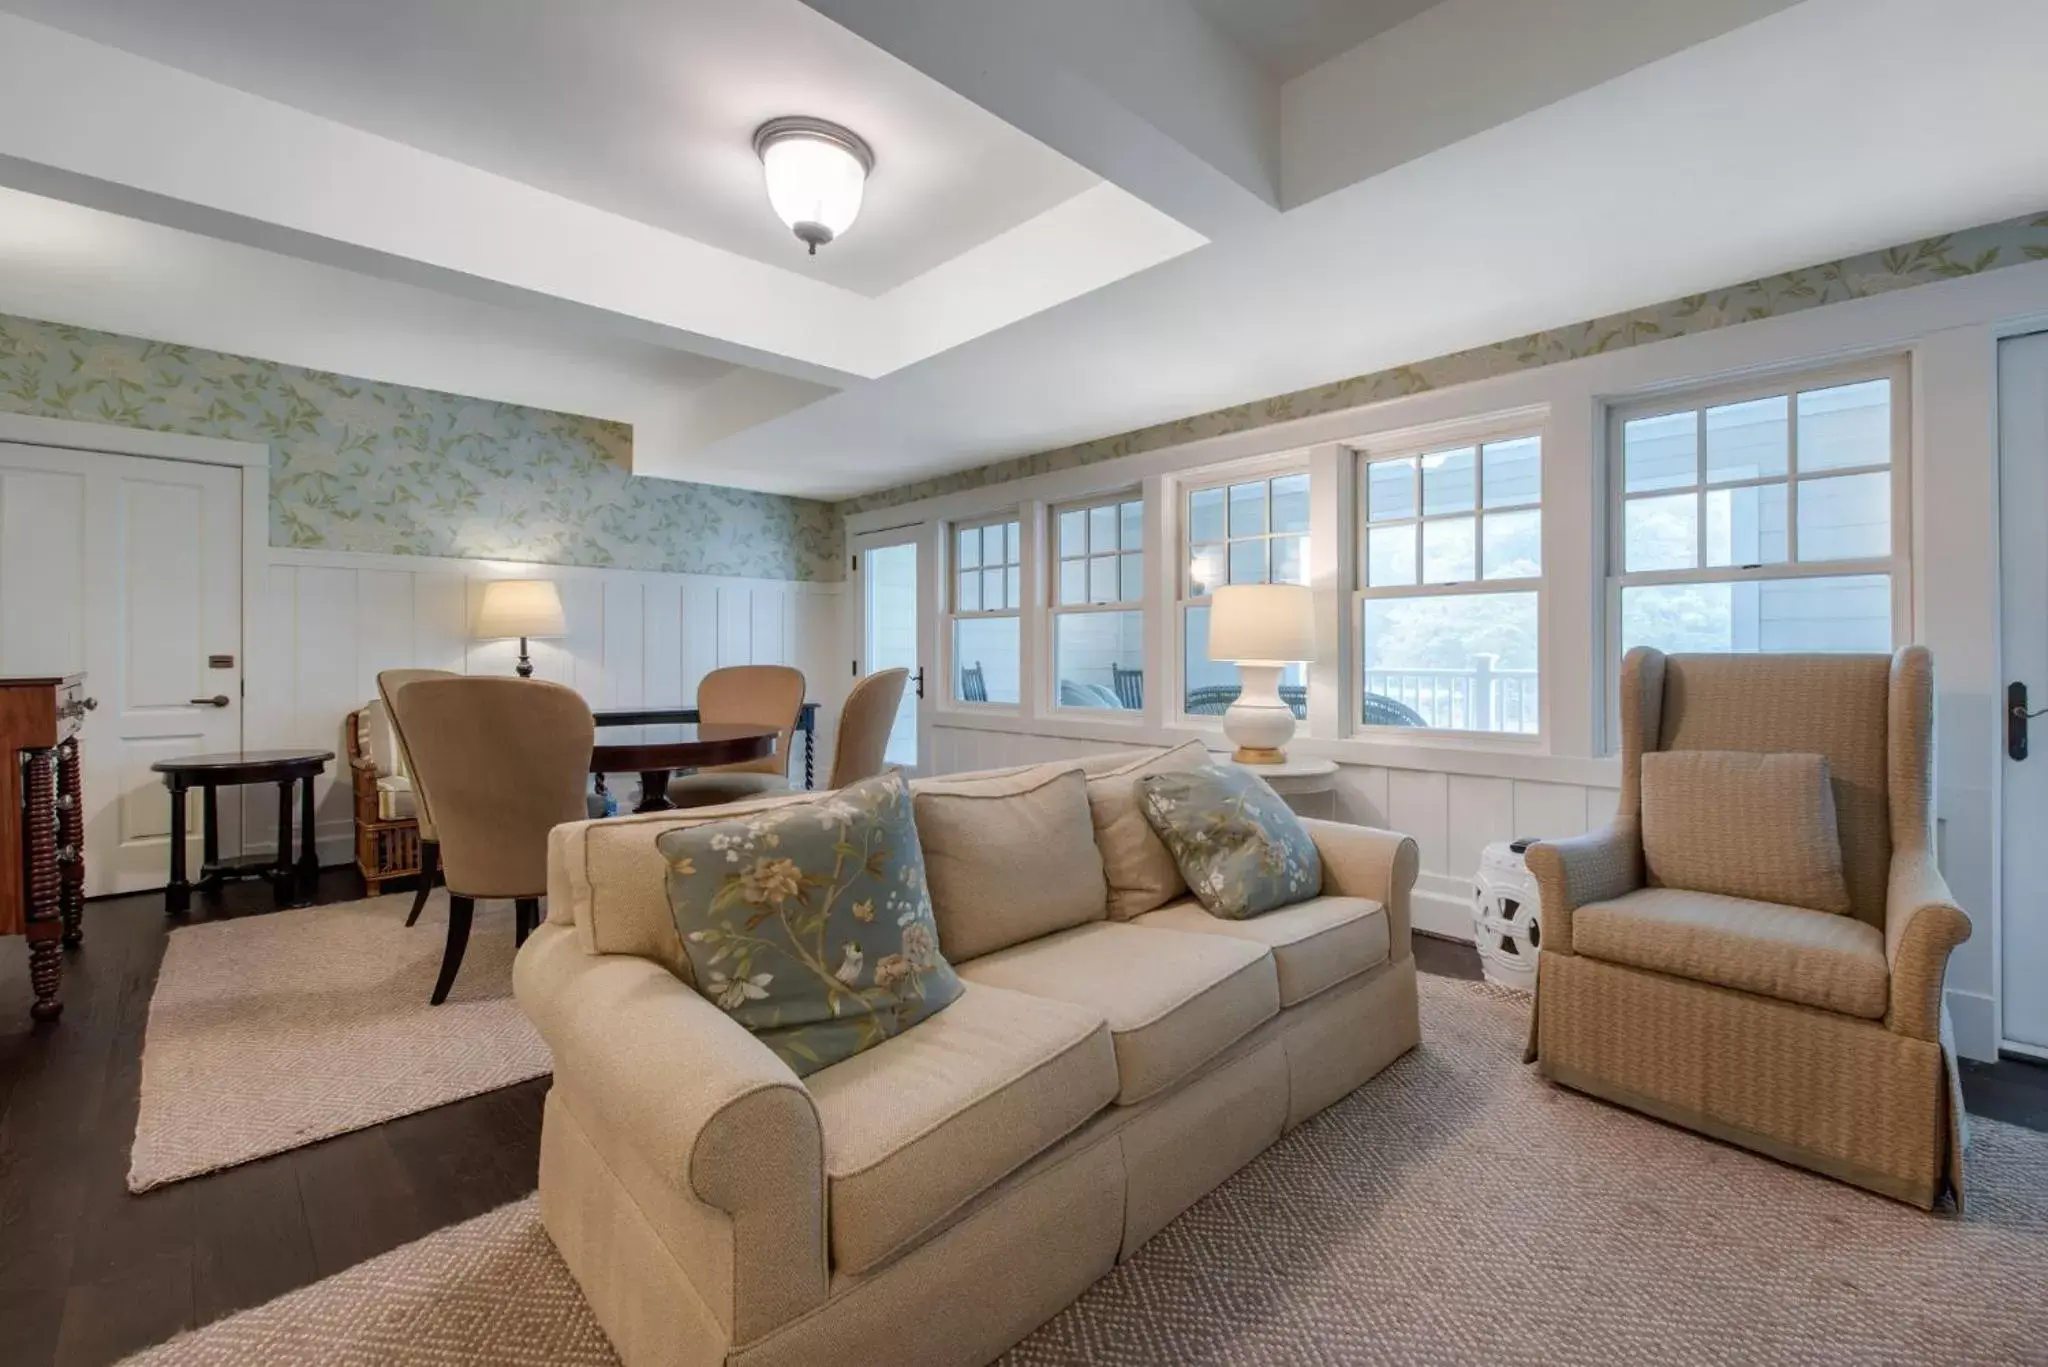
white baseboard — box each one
[1413,880,1476,942]
[1946,988,1996,1063]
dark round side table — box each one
[150,749,333,915]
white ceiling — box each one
[1,0,2046,502]
[0,0,1099,297]
[1188,0,1441,79]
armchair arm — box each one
[1884,852,1971,1042]
[514,925,827,1342]
[1523,822,1642,956]
[1300,818,1419,961]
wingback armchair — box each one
[1524,646,1971,1209]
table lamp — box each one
[1207,583,1314,763]
[475,579,566,678]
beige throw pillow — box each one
[1640,750,1852,915]
[913,766,1108,960]
[1083,739,1212,919]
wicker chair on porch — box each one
[1524,646,1973,1209]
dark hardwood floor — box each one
[0,895,2039,1366]
[0,870,544,1367]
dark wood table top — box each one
[150,750,335,784]
[589,723,777,773]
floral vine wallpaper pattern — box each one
[839,209,2048,516]
[0,313,843,583]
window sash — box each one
[949,514,1022,617]
[1178,469,1309,604]
[1358,435,1542,597]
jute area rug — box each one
[129,891,550,1192]
[125,975,2048,1365]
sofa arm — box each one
[514,924,827,1342]
[1301,818,1418,961]
[1522,822,1641,956]
[1885,853,1971,1042]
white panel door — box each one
[1999,332,2048,1054]
[854,525,934,776]
[0,442,242,895]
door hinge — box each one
[852,659,859,678]
[851,553,859,571]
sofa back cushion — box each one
[1139,764,1322,919]
[1082,740,1212,920]
[1640,750,1852,915]
[913,765,1108,961]
[546,788,825,976]
[657,772,963,1076]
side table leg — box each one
[24,749,63,1020]
[200,785,220,893]
[805,729,815,790]
[273,779,294,909]
[296,773,320,904]
[57,738,84,949]
[165,776,192,917]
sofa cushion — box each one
[1641,749,1852,915]
[957,922,1278,1104]
[1574,887,1888,1019]
[1139,764,1322,919]
[805,982,1117,1275]
[659,772,963,1076]
[1083,740,1211,920]
[913,766,1108,961]
[373,774,416,821]
[1135,896,1388,1007]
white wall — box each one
[248,547,845,864]
[851,256,2048,1063]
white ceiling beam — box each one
[801,0,1281,239]
[1281,0,1805,208]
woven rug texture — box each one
[125,974,2048,1364]
[129,891,550,1192]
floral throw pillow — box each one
[656,771,963,1077]
[1138,763,1323,920]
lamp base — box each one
[516,636,535,678]
[1222,663,1296,765]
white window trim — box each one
[1173,456,1313,732]
[1047,490,1147,718]
[943,510,1025,713]
[1601,354,1914,750]
[1352,419,1547,743]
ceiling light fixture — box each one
[753,116,874,256]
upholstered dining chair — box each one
[388,676,594,1004]
[664,664,805,809]
[375,668,458,926]
[1524,646,1972,1208]
[823,667,909,788]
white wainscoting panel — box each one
[253,550,844,863]
[927,722,1620,944]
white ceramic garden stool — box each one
[1209,753,1339,820]
[1473,839,1544,991]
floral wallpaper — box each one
[0,313,843,583]
[839,209,2048,516]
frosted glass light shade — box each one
[474,579,566,640]
[756,118,873,254]
[1207,584,1315,664]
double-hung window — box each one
[1357,434,1543,734]
[1050,494,1144,711]
[949,515,1022,704]
[1611,364,1903,663]
[1180,470,1310,718]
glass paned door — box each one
[856,526,931,774]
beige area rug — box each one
[125,976,2048,1365]
[130,891,551,1192]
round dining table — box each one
[590,722,780,813]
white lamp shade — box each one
[474,579,566,640]
[761,134,867,242]
[1207,583,1315,664]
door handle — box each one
[2011,681,2047,760]
[914,666,925,700]
[190,694,231,708]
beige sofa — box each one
[515,751,1421,1367]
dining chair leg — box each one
[515,897,539,947]
[407,841,439,927]
[430,894,474,1006]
